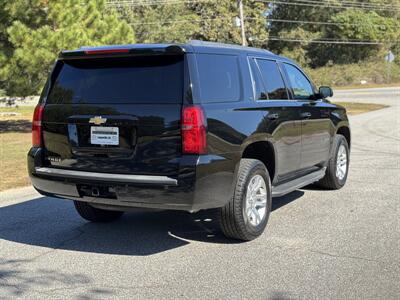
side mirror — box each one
[318,86,333,98]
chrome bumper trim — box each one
[35,167,178,186]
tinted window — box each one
[197,54,240,103]
[256,59,288,100]
[47,55,183,104]
[283,63,314,100]
[249,59,267,100]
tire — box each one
[73,201,124,223]
[317,134,350,190]
[220,159,272,241]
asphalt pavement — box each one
[0,87,399,299]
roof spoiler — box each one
[59,45,186,59]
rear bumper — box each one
[28,148,238,212]
[35,167,178,185]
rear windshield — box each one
[47,55,183,104]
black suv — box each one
[28,41,350,241]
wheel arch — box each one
[336,126,351,149]
[241,140,276,183]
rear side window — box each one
[255,59,288,100]
[196,54,241,103]
[47,55,183,104]
[249,59,267,100]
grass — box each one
[334,102,388,115]
[0,106,35,120]
[334,82,400,90]
[0,102,388,192]
[0,132,32,190]
[305,61,400,88]
[0,106,34,191]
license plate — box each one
[90,126,119,145]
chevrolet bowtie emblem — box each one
[89,116,107,125]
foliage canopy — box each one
[0,0,399,96]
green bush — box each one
[304,61,400,87]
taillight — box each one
[181,106,207,154]
[32,104,44,147]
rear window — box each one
[196,54,241,103]
[47,55,183,104]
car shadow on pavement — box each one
[271,190,304,211]
[0,191,304,256]
[0,258,96,298]
[301,183,330,191]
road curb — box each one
[0,185,40,206]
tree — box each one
[1,0,135,97]
[267,0,400,67]
[184,0,269,48]
[277,28,321,67]
[307,9,399,66]
[0,0,49,95]
[243,1,270,48]
[113,1,199,43]
[114,0,269,47]
[266,1,332,55]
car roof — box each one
[60,40,291,62]
[186,40,277,56]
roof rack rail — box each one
[188,40,274,54]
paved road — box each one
[334,87,400,106]
[0,87,399,299]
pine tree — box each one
[1,0,135,97]
[0,0,49,95]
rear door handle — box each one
[301,112,312,119]
[267,113,279,120]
